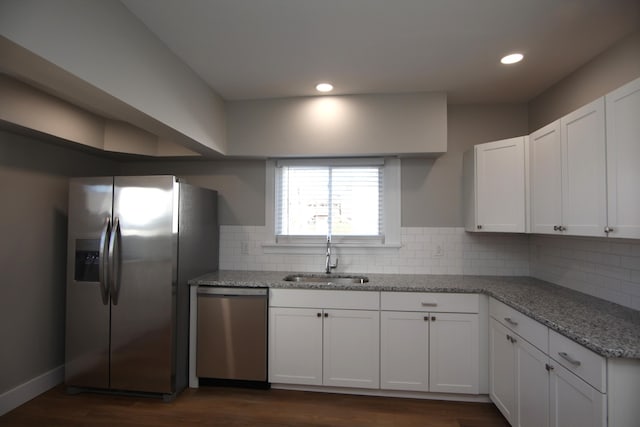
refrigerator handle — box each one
[108,217,122,306]
[98,216,111,305]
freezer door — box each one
[110,176,177,393]
[65,177,113,389]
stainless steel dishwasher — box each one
[196,287,268,384]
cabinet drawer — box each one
[549,329,606,393]
[381,292,479,313]
[489,298,548,353]
[269,289,380,310]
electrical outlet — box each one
[432,243,444,258]
[240,241,249,255]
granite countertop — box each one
[189,270,640,359]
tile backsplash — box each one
[530,235,640,311]
[219,226,640,310]
[219,226,530,276]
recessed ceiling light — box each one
[501,53,524,65]
[315,83,334,92]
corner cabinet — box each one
[489,297,640,427]
[463,137,527,233]
[268,289,380,389]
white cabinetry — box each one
[269,307,323,385]
[560,98,607,237]
[489,298,640,427]
[530,98,607,236]
[605,77,640,239]
[463,137,527,233]
[529,121,562,234]
[269,289,380,389]
[489,306,551,427]
[549,363,606,427]
[380,292,485,394]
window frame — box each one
[265,157,401,249]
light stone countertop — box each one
[189,270,640,359]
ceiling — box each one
[121,0,640,104]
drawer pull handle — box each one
[504,317,518,326]
[421,302,438,307]
[558,352,581,367]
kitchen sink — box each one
[282,274,369,284]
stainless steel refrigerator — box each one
[65,175,218,399]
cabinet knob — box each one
[317,313,321,317]
[545,363,554,372]
[431,316,436,322]
[324,313,328,318]
[424,316,430,322]
[477,225,483,230]
[604,226,614,233]
[553,225,566,232]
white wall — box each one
[226,93,447,157]
[0,0,226,156]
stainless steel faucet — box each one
[325,235,339,273]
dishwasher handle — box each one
[197,287,268,297]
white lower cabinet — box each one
[269,307,323,385]
[487,298,640,427]
[380,311,429,392]
[322,309,380,388]
[380,292,484,395]
[429,312,479,394]
[549,363,606,427]
[268,289,380,389]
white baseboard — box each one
[270,383,491,403]
[0,365,64,416]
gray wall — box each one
[120,103,529,227]
[402,104,529,226]
[0,129,117,394]
[119,159,266,226]
[529,30,640,132]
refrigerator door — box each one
[66,177,113,389]
[109,176,178,393]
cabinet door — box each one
[430,312,479,394]
[269,307,323,385]
[530,121,563,234]
[560,98,607,237]
[549,363,606,427]
[323,309,380,389]
[515,336,550,427]
[476,137,526,232]
[490,319,516,424]
[606,77,640,239]
[380,311,429,392]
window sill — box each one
[261,242,401,255]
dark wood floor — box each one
[0,385,510,427]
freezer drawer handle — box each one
[108,217,122,305]
[421,302,438,307]
[98,216,111,305]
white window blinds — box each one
[275,162,384,238]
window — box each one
[265,158,400,247]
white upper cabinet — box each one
[464,137,527,233]
[605,77,640,239]
[560,98,607,237]
[530,98,607,237]
[530,121,562,234]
